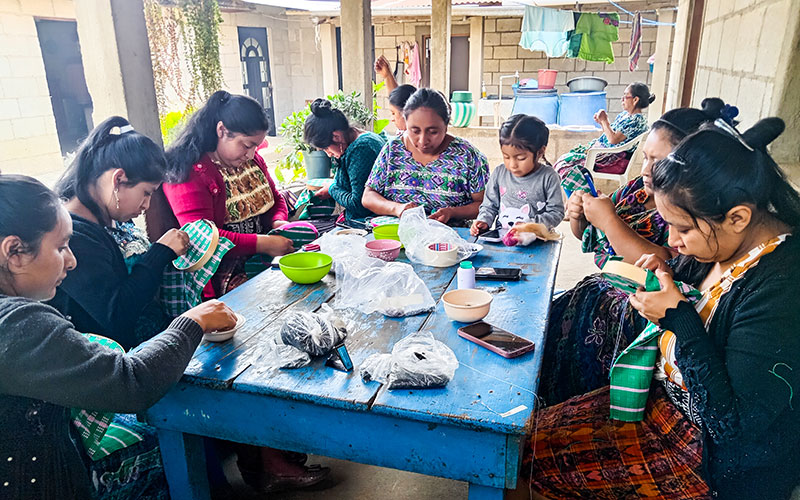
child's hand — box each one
[629,269,686,325]
[470,220,488,236]
[566,191,586,220]
[583,194,616,228]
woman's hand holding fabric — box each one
[629,269,686,325]
[312,185,331,200]
[257,234,294,256]
[634,253,674,276]
[158,228,190,256]
[582,194,616,230]
[271,220,289,229]
[566,191,587,221]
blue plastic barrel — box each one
[558,91,607,127]
[510,90,559,124]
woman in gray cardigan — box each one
[0,174,235,499]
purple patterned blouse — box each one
[366,135,489,212]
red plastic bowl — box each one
[365,239,402,261]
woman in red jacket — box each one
[164,92,329,493]
[164,91,294,296]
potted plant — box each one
[274,83,390,184]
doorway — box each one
[35,19,92,155]
[422,35,470,95]
[238,27,276,136]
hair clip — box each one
[713,118,753,152]
[666,152,687,165]
[720,104,739,125]
[119,124,134,134]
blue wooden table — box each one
[145,229,561,499]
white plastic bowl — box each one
[203,313,245,343]
[442,289,493,323]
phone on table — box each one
[475,267,522,281]
[477,228,503,243]
[457,321,535,358]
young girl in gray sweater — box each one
[471,115,565,238]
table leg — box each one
[157,429,211,500]
[468,483,505,500]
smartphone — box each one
[477,229,503,243]
[475,267,522,281]
[457,321,535,358]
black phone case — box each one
[475,268,522,281]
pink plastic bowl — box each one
[365,239,402,261]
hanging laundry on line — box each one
[628,11,642,71]
[519,5,575,58]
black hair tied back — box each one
[742,117,785,153]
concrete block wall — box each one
[0,0,74,176]
[482,15,665,117]
[692,0,795,129]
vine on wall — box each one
[143,0,225,142]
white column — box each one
[430,0,452,96]
[468,16,484,126]
[340,0,373,112]
[73,0,161,145]
[648,8,676,124]
[320,22,340,95]
[665,0,692,111]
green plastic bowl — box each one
[372,223,400,241]
[279,252,333,284]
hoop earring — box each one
[114,188,120,210]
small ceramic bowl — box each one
[203,313,246,343]
[442,289,493,323]
[365,239,402,261]
[335,228,368,237]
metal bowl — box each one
[566,76,608,93]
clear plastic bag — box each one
[335,260,436,317]
[397,207,482,265]
[360,331,458,389]
[280,306,348,356]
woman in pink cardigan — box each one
[163,92,330,494]
[164,91,295,297]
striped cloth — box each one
[268,221,319,250]
[608,275,702,421]
[628,11,642,71]
[71,334,144,461]
[609,234,788,421]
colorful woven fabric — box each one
[582,177,670,268]
[524,385,710,500]
[218,159,275,224]
[71,334,144,461]
[161,236,234,316]
[609,278,701,421]
[366,136,489,213]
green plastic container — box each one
[451,91,473,103]
[372,223,400,241]
[279,252,333,284]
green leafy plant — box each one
[159,109,193,146]
[275,84,389,183]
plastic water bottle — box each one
[458,261,476,290]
